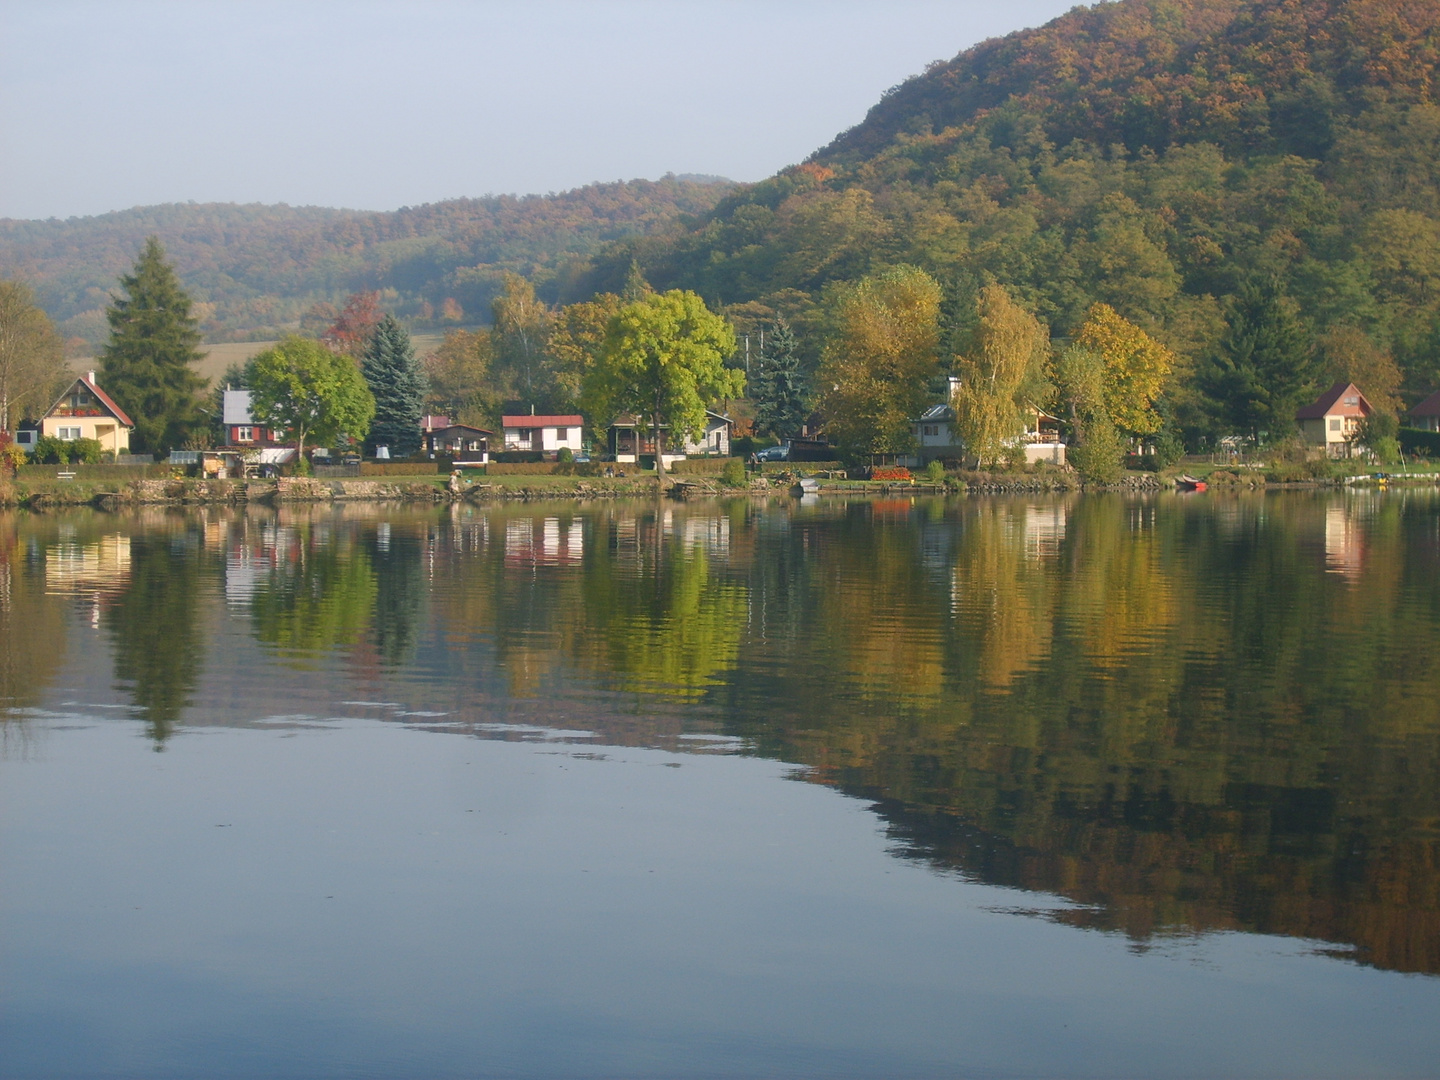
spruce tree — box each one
[1204,277,1317,441]
[99,237,207,452]
[361,315,426,457]
[751,317,809,439]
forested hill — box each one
[0,176,732,349]
[622,0,1440,424]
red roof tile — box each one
[501,415,584,428]
[1296,382,1371,421]
[1408,390,1440,418]
[46,376,134,429]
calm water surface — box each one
[2,492,1438,1078]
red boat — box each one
[1176,475,1208,492]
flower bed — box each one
[869,466,913,482]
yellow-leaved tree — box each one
[1073,303,1175,436]
[817,265,941,459]
[953,285,1050,465]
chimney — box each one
[947,375,962,401]
[87,370,96,384]
[530,404,535,415]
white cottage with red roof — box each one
[38,372,134,455]
[1296,382,1372,457]
[501,412,584,456]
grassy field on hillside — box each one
[72,333,451,387]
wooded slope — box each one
[616,0,1440,417]
[0,176,732,348]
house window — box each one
[519,428,533,446]
[236,426,254,442]
[1329,419,1342,431]
[467,440,481,452]
[57,426,81,440]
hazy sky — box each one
[1,0,1081,221]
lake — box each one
[2,492,1438,1078]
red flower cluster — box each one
[869,467,912,482]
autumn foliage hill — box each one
[0,175,733,348]
[614,0,1440,422]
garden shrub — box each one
[721,458,747,486]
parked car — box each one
[755,445,789,462]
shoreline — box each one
[0,469,1427,511]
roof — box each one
[433,424,493,436]
[1409,390,1440,418]
[502,415,584,428]
[1296,382,1372,420]
[222,389,254,426]
[46,375,134,429]
[915,403,955,422]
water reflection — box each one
[2,493,1439,974]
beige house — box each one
[1296,382,1371,457]
[40,372,134,454]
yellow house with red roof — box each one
[1297,382,1372,458]
[39,372,134,455]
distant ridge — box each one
[0,176,734,348]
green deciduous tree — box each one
[582,290,741,474]
[0,279,65,433]
[1056,344,1124,483]
[817,265,941,459]
[751,317,809,438]
[953,285,1049,465]
[424,328,498,428]
[99,237,208,452]
[361,315,426,457]
[491,273,552,404]
[248,336,375,463]
[545,293,625,408]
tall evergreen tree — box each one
[361,315,426,457]
[751,317,809,438]
[1202,277,1317,441]
[99,237,207,452]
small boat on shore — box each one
[792,478,820,497]
[1176,475,1208,492]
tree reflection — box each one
[718,492,1440,975]
[104,526,206,746]
[0,515,68,718]
[577,505,747,698]
[250,524,377,665]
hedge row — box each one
[358,462,445,476]
[1400,427,1440,456]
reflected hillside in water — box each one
[2,493,1438,975]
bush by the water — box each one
[720,458,747,486]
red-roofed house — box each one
[38,372,134,455]
[1406,390,1440,432]
[1297,382,1372,457]
[501,413,584,456]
